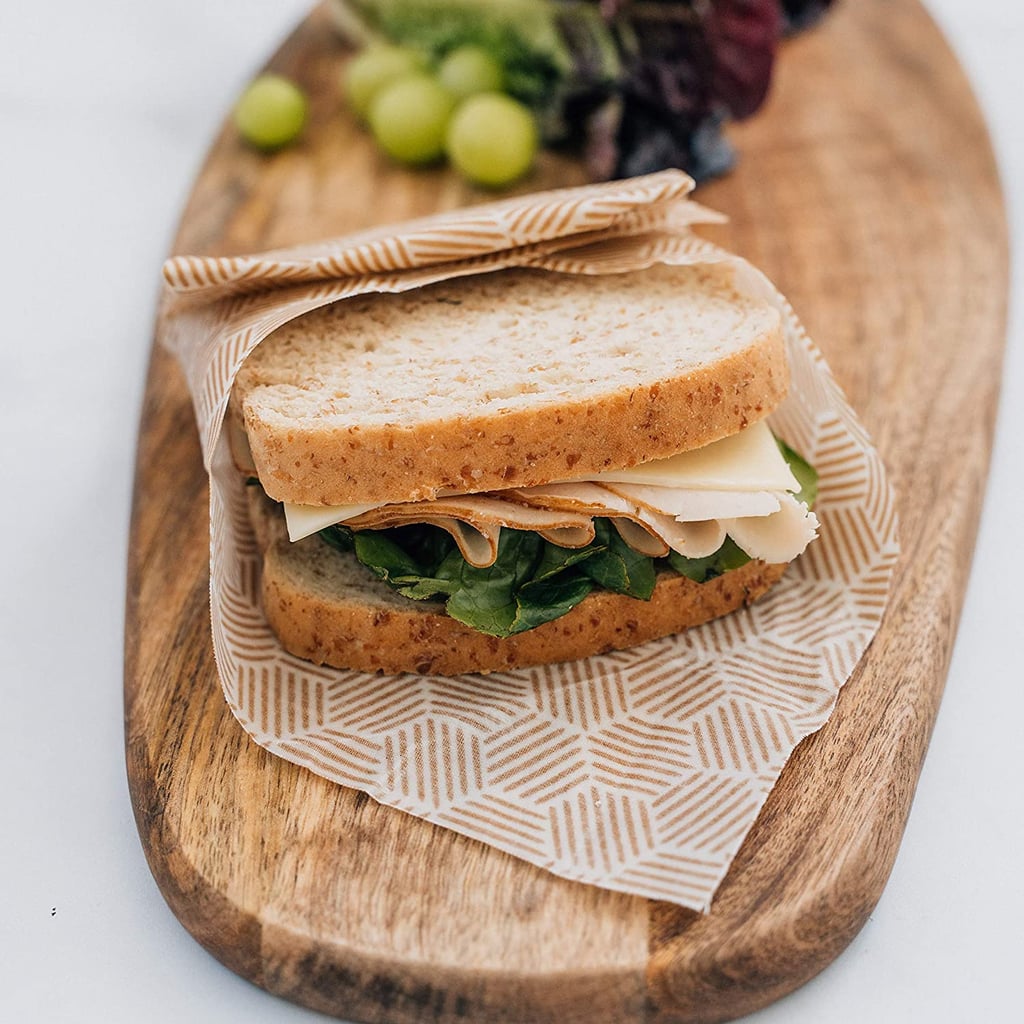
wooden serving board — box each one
[125,1,1008,1020]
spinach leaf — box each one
[438,531,598,637]
[508,571,595,635]
[579,519,656,599]
[435,529,542,634]
[350,528,459,600]
[319,522,608,637]
[668,537,751,584]
[388,522,454,570]
[776,437,819,508]
[533,537,604,581]
[321,524,355,554]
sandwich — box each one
[231,261,818,675]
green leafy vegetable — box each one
[355,530,459,600]
[342,0,576,108]
[321,524,354,553]
[776,437,819,507]
[440,531,597,636]
[578,519,656,599]
[324,522,603,636]
[668,537,751,584]
[438,531,552,634]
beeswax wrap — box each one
[159,170,898,911]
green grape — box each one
[446,93,538,188]
[369,74,456,165]
[437,46,504,100]
[344,44,424,120]
[234,74,308,151]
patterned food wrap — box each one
[159,170,898,912]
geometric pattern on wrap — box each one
[165,179,899,912]
[161,169,704,295]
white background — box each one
[1,1,1020,1021]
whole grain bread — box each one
[233,263,787,507]
[247,488,787,676]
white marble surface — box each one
[1,1,1020,1021]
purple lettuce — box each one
[566,0,832,181]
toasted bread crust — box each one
[234,265,788,507]
[245,333,786,507]
[248,491,787,675]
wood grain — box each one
[124,1,1008,1021]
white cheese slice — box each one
[600,483,781,522]
[284,501,379,542]
[590,420,800,492]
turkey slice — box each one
[610,519,670,557]
[345,495,594,568]
[417,517,499,569]
[723,493,820,564]
[310,482,815,571]
[513,483,675,555]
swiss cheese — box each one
[593,421,799,491]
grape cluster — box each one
[231,46,538,190]
[345,43,539,187]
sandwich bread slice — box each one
[232,262,818,675]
